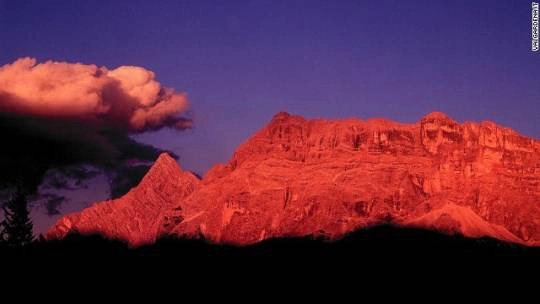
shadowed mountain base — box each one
[6,225,540,261]
[4,225,540,289]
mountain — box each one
[46,154,200,247]
[47,112,540,247]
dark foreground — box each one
[1,227,535,299]
[2,225,539,262]
[2,225,539,290]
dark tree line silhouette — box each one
[0,185,34,246]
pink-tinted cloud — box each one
[0,57,190,131]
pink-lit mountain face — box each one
[47,112,540,247]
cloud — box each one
[0,58,190,204]
[41,166,101,191]
[0,57,190,131]
[31,193,66,217]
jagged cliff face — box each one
[47,112,540,246]
[47,155,200,247]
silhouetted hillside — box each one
[4,225,540,262]
[3,225,540,289]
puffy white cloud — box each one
[0,57,190,131]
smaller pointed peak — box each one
[156,152,175,162]
[152,152,183,172]
[135,152,184,190]
[156,152,176,163]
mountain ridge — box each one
[47,111,540,246]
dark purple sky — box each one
[1,0,539,233]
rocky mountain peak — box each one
[47,112,540,247]
[145,153,182,176]
[420,111,455,123]
[271,111,292,121]
[46,152,200,247]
